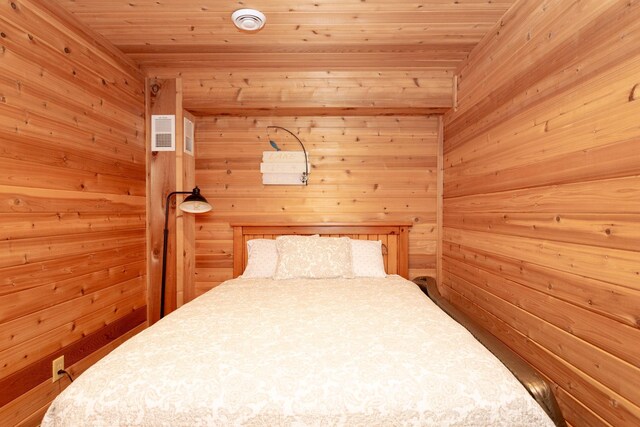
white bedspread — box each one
[42,276,554,426]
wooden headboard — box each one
[232,223,411,279]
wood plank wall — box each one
[443,1,640,426]
[0,1,146,424]
[193,115,438,295]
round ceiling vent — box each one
[232,9,266,31]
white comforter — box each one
[42,276,553,426]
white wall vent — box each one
[184,117,194,156]
[151,114,175,151]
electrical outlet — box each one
[52,356,64,383]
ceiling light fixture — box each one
[232,9,266,31]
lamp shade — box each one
[178,187,212,213]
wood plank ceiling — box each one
[54,0,515,71]
[53,1,514,115]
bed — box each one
[42,223,559,426]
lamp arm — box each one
[266,125,309,185]
[160,190,194,319]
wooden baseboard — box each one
[0,307,146,407]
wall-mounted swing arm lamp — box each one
[160,186,211,318]
[266,125,309,185]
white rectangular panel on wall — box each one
[184,117,194,155]
[151,114,175,151]
[260,151,309,185]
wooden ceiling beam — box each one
[117,43,476,55]
[187,107,450,117]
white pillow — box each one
[351,239,387,277]
[274,235,353,279]
[241,239,278,278]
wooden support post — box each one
[147,77,195,323]
[177,110,197,306]
[436,116,444,295]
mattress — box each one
[42,276,554,426]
